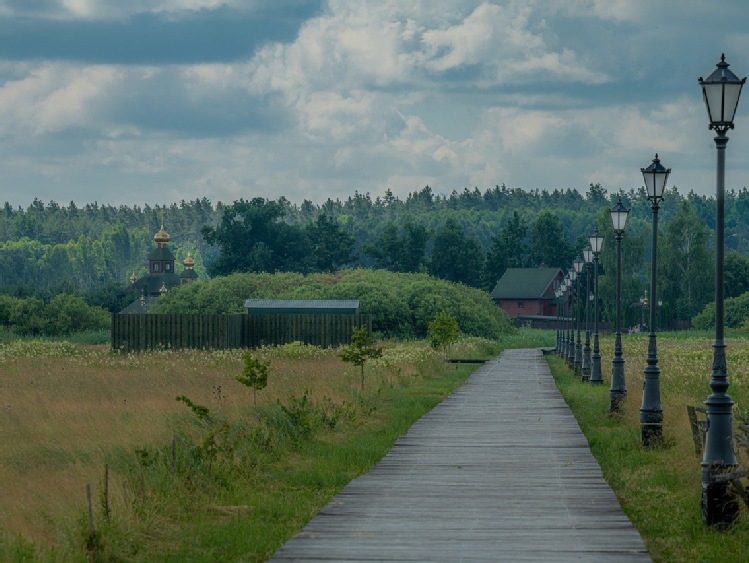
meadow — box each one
[4,329,749,561]
[0,337,499,561]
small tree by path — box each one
[429,311,460,359]
[339,326,383,392]
[236,352,270,406]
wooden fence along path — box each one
[272,348,650,562]
[111,313,372,352]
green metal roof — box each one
[490,268,562,300]
[244,299,360,314]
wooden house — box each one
[490,267,564,319]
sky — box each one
[1,0,749,209]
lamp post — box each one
[609,197,630,412]
[561,277,570,359]
[640,153,670,447]
[582,248,594,381]
[573,256,585,377]
[589,227,605,385]
[699,54,745,526]
[559,275,567,358]
[555,287,563,353]
[566,269,577,368]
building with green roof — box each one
[490,267,564,319]
[120,221,198,313]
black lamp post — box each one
[567,269,577,368]
[573,256,585,377]
[699,54,745,526]
[640,153,670,446]
[555,286,563,354]
[609,197,630,412]
[560,277,569,358]
[582,248,594,381]
[589,227,605,385]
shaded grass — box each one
[547,333,749,563]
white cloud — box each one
[0,63,121,135]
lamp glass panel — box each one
[703,82,725,122]
[610,207,629,231]
[723,82,743,123]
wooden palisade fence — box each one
[111,313,372,353]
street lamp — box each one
[559,274,569,360]
[555,287,563,353]
[567,269,577,368]
[573,256,585,377]
[609,197,630,412]
[582,248,594,381]
[640,153,670,447]
[589,227,605,385]
[699,54,745,525]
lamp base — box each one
[640,423,663,447]
[701,465,739,527]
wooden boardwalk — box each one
[272,348,650,562]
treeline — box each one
[2,184,749,329]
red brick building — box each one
[490,267,564,319]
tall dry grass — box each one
[0,339,445,549]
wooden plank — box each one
[271,349,651,562]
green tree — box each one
[529,211,570,268]
[428,311,460,358]
[236,352,270,406]
[305,214,355,272]
[364,222,428,273]
[483,210,529,290]
[724,250,749,299]
[339,326,383,392]
[202,198,306,276]
[660,200,713,320]
[429,218,484,287]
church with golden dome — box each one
[120,218,198,313]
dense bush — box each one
[692,291,749,330]
[154,269,513,340]
[0,293,110,336]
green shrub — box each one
[692,291,749,330]
[153,269,513,340]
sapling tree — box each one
[339,326,383,392]
[236,352,270,405]
[428,311,460,358]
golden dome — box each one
[159,282,168,296]
[130,272,137,284]
[154,224,170,244]
[182,253,195,269]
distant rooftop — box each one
[490,268,562,300]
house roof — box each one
[490,268,562,300]
[244,299,360,314]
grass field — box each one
[548,329,749,562]
[4,328,749,561]
[0,337,499,561]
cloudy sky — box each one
[1,0,748,208]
